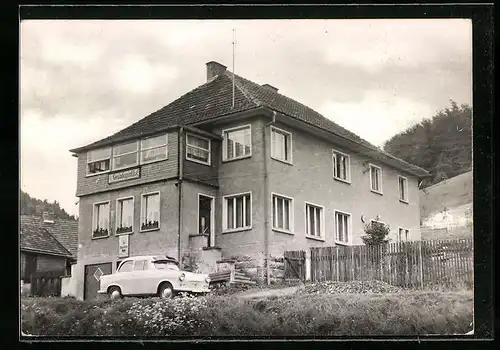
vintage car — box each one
[98,255,211,300]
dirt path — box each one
[238,286,301,300]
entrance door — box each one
[198,194,214,247]
[84,262,112,300]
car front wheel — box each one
[108,286,123,301]
[159,282,175,299]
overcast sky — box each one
[20,19,472,217]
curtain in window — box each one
[227,198,234,229]
[272,130,287,160]
[187,135,210,162]
[144,194,159,224]
[371,168,380,191]
[226,128,251,159]
[96,203,109,230]
[118,199,133,228]
[337,214,344,241]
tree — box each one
[383,100,472,188]
[361,221,391,245]
[20,190,77,220]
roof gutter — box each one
[177,126,185,265]
[262,111,276,286]
[21,248,72,259]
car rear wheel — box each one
[159,282,174,299]
[108,286,123,301]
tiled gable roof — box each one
[20,215,78,258]
[70,74,257,152]
[69,62,429,177]
[20,218,73,258]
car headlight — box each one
[179,273,185,281]
[205,276,211,283]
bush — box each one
[361,221,391,245]
[21,290,473,336]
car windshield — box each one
[153,260,180,270]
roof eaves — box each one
[268,108,430,178]
[21,247,72,258]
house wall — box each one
[76,130,179,197]
[73,179,180,300]
[36,254,68,273]
[20,251,67,276]
[208,116,267,260]
[266,121,421,258]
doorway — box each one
[84,262,112,300]
[198,194,215,247]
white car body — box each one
[98,255,210,297]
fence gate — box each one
[284,250,306,281]
[30,270,65,297]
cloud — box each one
[20,111,117,216]
[318,91,435,147]
[19,19,472,215]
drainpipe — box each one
[263,111,277,285]
[177,127,184,264]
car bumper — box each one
[97,289,107,294]
[176,286,210,294]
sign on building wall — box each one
[109,168,140,184]
[118,234,130,258]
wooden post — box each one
[351,246,354,281]
[418,241,424,289]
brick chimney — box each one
[206,61,227,82]
[262,84,278,93]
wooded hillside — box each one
[20,190,76,220]
[383,100,472,188]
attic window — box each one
[87,148,111,175]
[112,141,139,170]
[140,134,168,164]
[186,133,211,165]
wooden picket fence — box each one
[30,271,65,297]
[310,239,473,288]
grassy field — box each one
[21,283,473,337]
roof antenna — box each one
[232,28,236,109]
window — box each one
[271,127,292,163]
[305,202,324,239]
[332,150,350,182]
[335,211,351,244]
[398,176,409,202]
[141,134,168,164]
[154,260,180,270]
[87,148,111,175]
[398,228,409,242]
[112,141,139,170]
[118,260,134,273]
[186,133,211,165]
[370,164,383,193]
[134,260,148,271]
[272,193,293,233]
[116,197,134,234]
[222,125,251,161]
[92,201,110,238]
[141,192,160,231]
[223,192,251,231]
